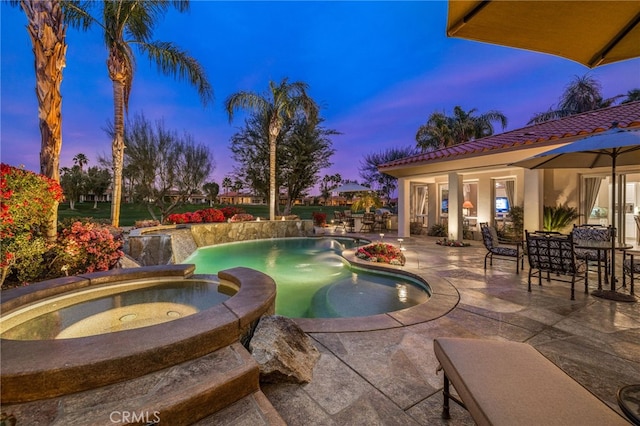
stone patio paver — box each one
[263,233,640,425]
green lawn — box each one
[58,202,339,226]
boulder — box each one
[249,315,320,384]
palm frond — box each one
[138,41,213,105]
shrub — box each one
[427,223,447,237]
[229,213,255,222]
[49,221,123,276]
[199,208,225,223]
[1,164,63,286]
[543,205,579,232]
[312,212,327,226]
[219,206,245,219]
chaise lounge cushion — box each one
[434,337,628,426]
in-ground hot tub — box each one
[0,264,276,403]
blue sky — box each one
[2,1,639,188]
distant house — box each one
[219,191,265,205]
[379,102,640,244]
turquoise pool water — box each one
[183,237,430,318]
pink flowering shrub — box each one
[355,242,406,266]
[50,221,123,276]
[229,213,255,222]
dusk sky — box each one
[2,1,639,189]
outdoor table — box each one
[574,239,633,292]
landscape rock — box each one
[249,315,320,384]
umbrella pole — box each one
[592,152,636,302]
[610,158,616,292]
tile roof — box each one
[379,101,640,170]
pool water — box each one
[184,237,430,318]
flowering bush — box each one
[199,208,226,223]
[355,242,405,266]
[312,212,327,226]
[1,164,63,286]
[219,206,245,219]
[166,208,226,224]
[229,213,255,222]
[50,221,123,276]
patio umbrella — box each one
[332,183,373,193]
[446,1,640,68]
[511,125,640,301]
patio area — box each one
[210,231,639,425]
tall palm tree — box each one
[416,106,507,151]
[15,0,67,241]
[225,78,318,221]
[66,0,213,227]
[528,74,621,124]
[73,153,89,171]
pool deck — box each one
[223,232,639,425]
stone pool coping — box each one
[0,265,276,403]
[293,248,460,333]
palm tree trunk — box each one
[22,0,66,242]
[269,135,277,221]
[110,79,126,228]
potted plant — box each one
[543,205,579,232]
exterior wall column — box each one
[524,169,544,232]
[448,172,463,241]
[397,177,410,238]
[477,175,492,225]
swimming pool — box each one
[183,237,430,318]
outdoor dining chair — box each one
[525,230,587,300]
[360,212,375,232]
[622,249,638,296]
[479,222,524,273]
[572,224,611,287]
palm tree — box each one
[73,153,89,171]
[222,177,232,195]
[528,74,621,124]
[621,88,640,104]
[225,78,318,220]
[416,106,507,151]
[15,0,67,241]
[66,0,213,227]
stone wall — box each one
[190,220,314,248]
[127,220,314,266]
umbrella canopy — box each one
[332,183,373,193]
[447,1,640,68]
[511,127,640,169]
[510,125,640,302]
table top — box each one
[574,240,633,250]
